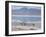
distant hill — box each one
[12,7,41,15]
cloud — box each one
[12,6,23,9]
[26,6,41,9]
[12,5,41,10]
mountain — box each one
[12,7,41,15]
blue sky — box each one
[12,6,41,15]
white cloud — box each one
[12,5,41,10]
[12,6,23,9]
[26,6,41,9]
